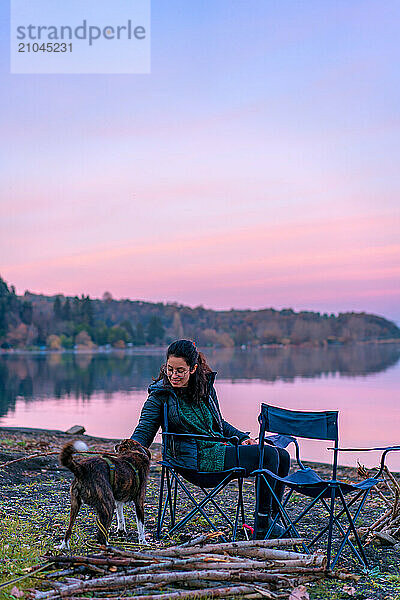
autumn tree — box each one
[6,323,34,348]
[75,330,95,349]
[47,334,62,350]
[109,326,129,347]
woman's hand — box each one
[241,437,258,445]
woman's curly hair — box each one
[155,339,212,403]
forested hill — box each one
[0,276,399,350]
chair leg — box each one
[167,473,232,540]
[172,477,178,525]
[256,475,308,552]
[282,489,334,553]
[263,476,303,540]
[326,486,337,570]
[239,477,246,529]
[232,477,244,542]
[159,469,246,542]
[253,473,262,540]
[278,489,295,532]
[200,486,234,528]
[310,493,363,561]
[310,490,368,568]
[156,465,166,540]
[330,488,369,570]
[166,470,175,526]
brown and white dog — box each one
[58,439,151,549]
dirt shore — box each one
[1,427,400,599]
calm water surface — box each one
[1,344,399,469]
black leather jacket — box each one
[130,372,249,470]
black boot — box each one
[255,513,290,540]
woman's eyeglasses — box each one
[165,366,190,378]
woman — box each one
[130,339,290,537]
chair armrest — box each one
[265,434,296,448]
[327,445,400,477]
[265,434,307,470]
[162,432,241,468]
[327,445,400,452]
[162,432,240,445]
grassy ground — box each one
[1,428,400,599]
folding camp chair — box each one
[253,403,400,570]
[156,402,247,542]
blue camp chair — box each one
[156,402,247,541]
[252,403,400,570]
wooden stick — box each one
[152,539,305,556]
[179,532,224,547]
[64,583,163,600]
[268,555,326,569]
[45,553,245,573]
[44,555,152,567]
[265,567,326,575]
[221,548,310,561]
[144,540,308,559]
[390,513,400,525]
[373,487,392,508]
[383,467,400,494]
[159,561,276,571]
[0,449,108,468]
[64,586,276,600]
[327,571,361,581]
[0,561,53,591]
[35,568,292,599]
[365,507,392,532]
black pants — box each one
[223,444,290,515]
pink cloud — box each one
[2,211,399,321]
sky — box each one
[1,0,399,323]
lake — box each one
[1,343,400,470]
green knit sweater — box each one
[176,388,226,472]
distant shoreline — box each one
[1,338,400,355]
[2,276,399,352]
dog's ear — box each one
[129,439,151,459]
[115,439,135,453]
[115,439,150,459]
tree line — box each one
[0,276,399,350]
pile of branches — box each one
[34,537,327,600]
[358,465,400,547]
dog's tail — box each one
[59,440,88,475]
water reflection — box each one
[0,344,399,419]
[0,352,163,418]
[208,343,400,381]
